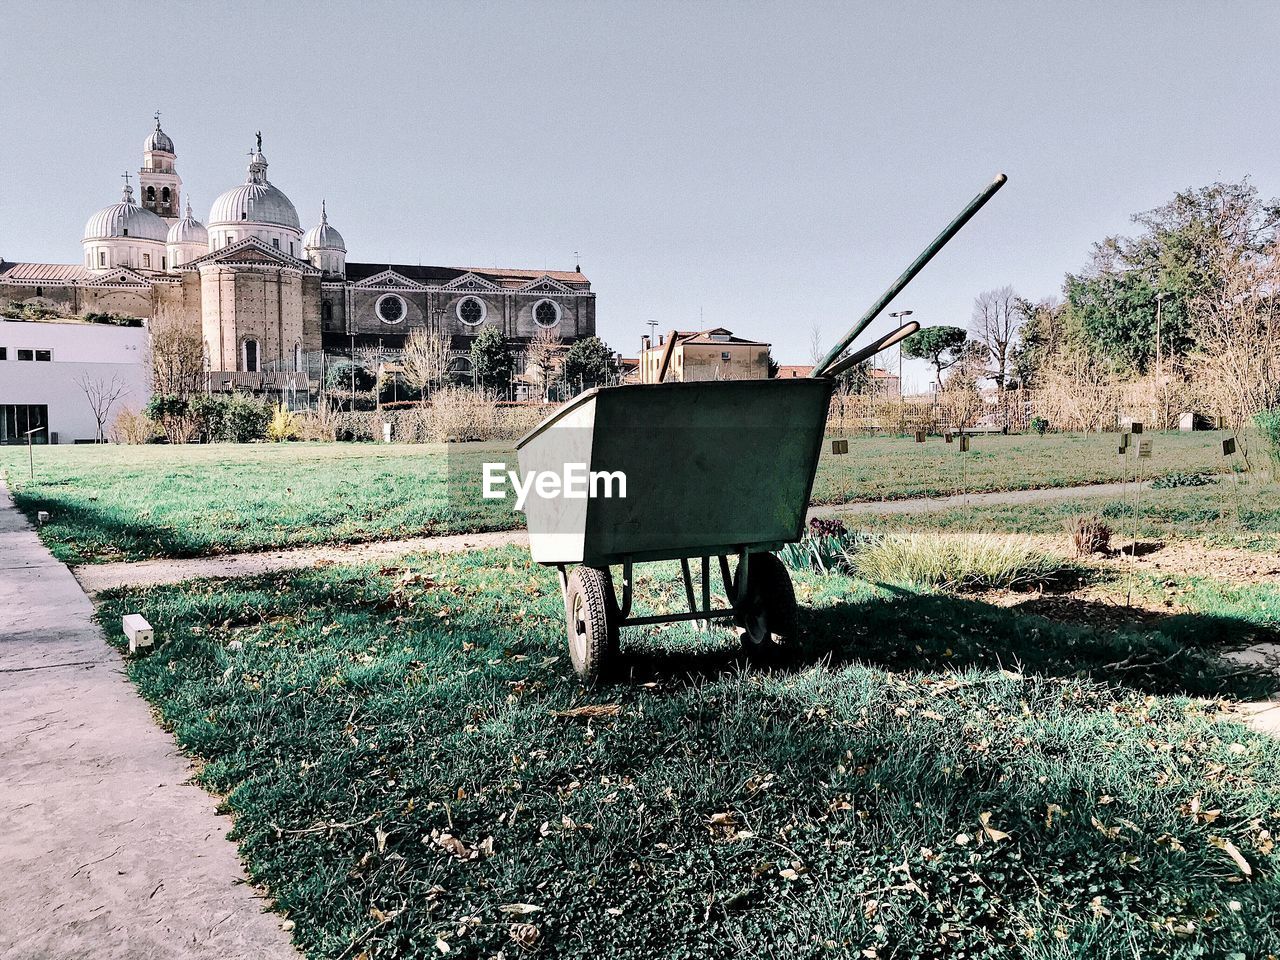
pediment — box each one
[353,269,427,290]
[85,267,151,287]
[182,236,315,272]
[441,272,500,292]
[517,275,573,294]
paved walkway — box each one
[74,481,1149,594]
[0,486,297,959]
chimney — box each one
[641,335,650,351]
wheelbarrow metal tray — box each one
[515,378,834,567]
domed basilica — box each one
[0,116,596,381]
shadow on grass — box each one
[615,586,1280,701]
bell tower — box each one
[139,111,182,223]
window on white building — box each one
[143,254,151,268]
[98,252,106,267]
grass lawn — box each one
[839,479,1280,554]
[1,431,1237,564]
[95,548,1280,959]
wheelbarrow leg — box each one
[679,558,701,631]
[701,556,711,631]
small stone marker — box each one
[831,438,849,455]
[914,429,926,443]
[122,614,154,654]
[37,510,49,525]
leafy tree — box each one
[562,336,615,391]
[325,358,375,394]
[901,325,969,385]
[470,327,512,393]
[1065,179,1280,373]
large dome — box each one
[83,184,169,243]
[208,136,300,230]
[167,202,208,244]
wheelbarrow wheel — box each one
[564,566,619,684]
[736,552,798,656]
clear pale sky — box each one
[2,0,1278,387]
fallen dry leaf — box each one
[551,704,621,719]
[1209,836,1252,876]
[979,811,1010,843]
[499,903,543,915]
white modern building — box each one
[0,319,149,443]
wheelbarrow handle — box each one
[823,320,919,379]
[812,173,1007,379]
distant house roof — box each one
[644,327,770,351]
[868,367,899,379]
[775,364,813,378]
[0,261,92,284]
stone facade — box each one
[0,120,595,379]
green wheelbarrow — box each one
[514,173,1008,682]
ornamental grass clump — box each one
[850,532,1066,591]
[1066,512,1111,557]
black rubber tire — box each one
[735,552,799,655]
[564,566,619,684]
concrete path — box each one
[0,487,298,959]
[74,481,1149,594]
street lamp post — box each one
[888,309,914,396]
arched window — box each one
[294,342,303,372]
[447,356,474,383]
[146,186,156,201]
[242,338,260,373]
[161,187,171,203]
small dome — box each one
[303,201,346,251]
[83,182,169,243]
[167,201,208,244]
[145,115,175,154]
[208,132,301,231]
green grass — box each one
[838,479,1280,553]
[95,549,1280,959]
[0,431,1237,564]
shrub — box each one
[1030,416,1049,435]
[427,386,501,442]
[778,517,875,574]
[1065,513,1111,557]
[266,404,300,442]
[851,532,1067,591]
[1151,471,1216,489]
[1256,409,1280,476]
[109,407,160,444]
[294,408,337,442]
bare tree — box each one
[149,305,204,398]
[970,286,1022,389]
[526,326,564,401]
[1187,241,1280,466]
[808,323,825,366]
[76,374,128,442]
[400,328,451,405]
